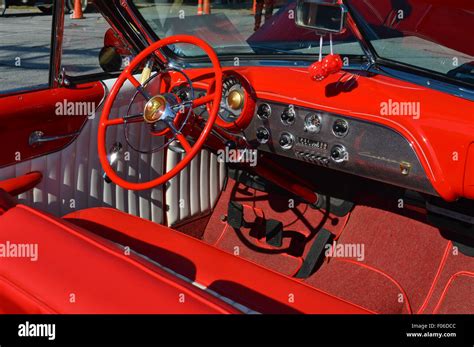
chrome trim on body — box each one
[372,65,474,102]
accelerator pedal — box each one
[295,228,333,278]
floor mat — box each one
[203,177,474,313]
[431,272,474,314]
[418,245,474,314]
[203,178,348,276]
[305,259,411,313]
[305,204,449,313]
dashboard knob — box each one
[281,108,296,125]
[257,103,272,120]
[332,119,349,138]
[330,144,348,163]
[279,132,294,150]
[256,127,270,144]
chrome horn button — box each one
[143,95,167,123]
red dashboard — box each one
[167,66,474,202]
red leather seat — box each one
[0,204,239,314]
[64,207,372,314]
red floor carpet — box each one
[201,178,474,314]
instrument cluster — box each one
[245,100,437,196]
[219,76,245,123]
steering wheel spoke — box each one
[99,34,223,190]
[105,118,125,126]
[123,113,144,124]
[104,113,145,127]
[175,133,193,154]
[125,72,152,101]
[192,93,215,108]
[164,118,192,154]
[170,100,192,112]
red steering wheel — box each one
[98,35,223,190]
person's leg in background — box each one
[254,0,264,31]
[264,0,274,21]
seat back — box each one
[0,78,226,226]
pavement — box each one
[0,3,262,94]
[0,3,258,93]
[0,8,110,93]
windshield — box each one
[131,0,364,58]
[132,0,473,85]
[346,0,474,85]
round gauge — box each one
[304,113,322,133]
[332,118,349,138]
[219,76,245,122]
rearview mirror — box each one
[295,0,346,33]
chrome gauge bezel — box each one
[256,126,270,144]
[332,118,349,138]
[304,112,323,133]
[219,76,245,122]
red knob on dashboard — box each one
[309,61,329,81]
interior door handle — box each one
[29,130,80,148]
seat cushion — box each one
[64,207,373,314]
[0,204,239,314]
